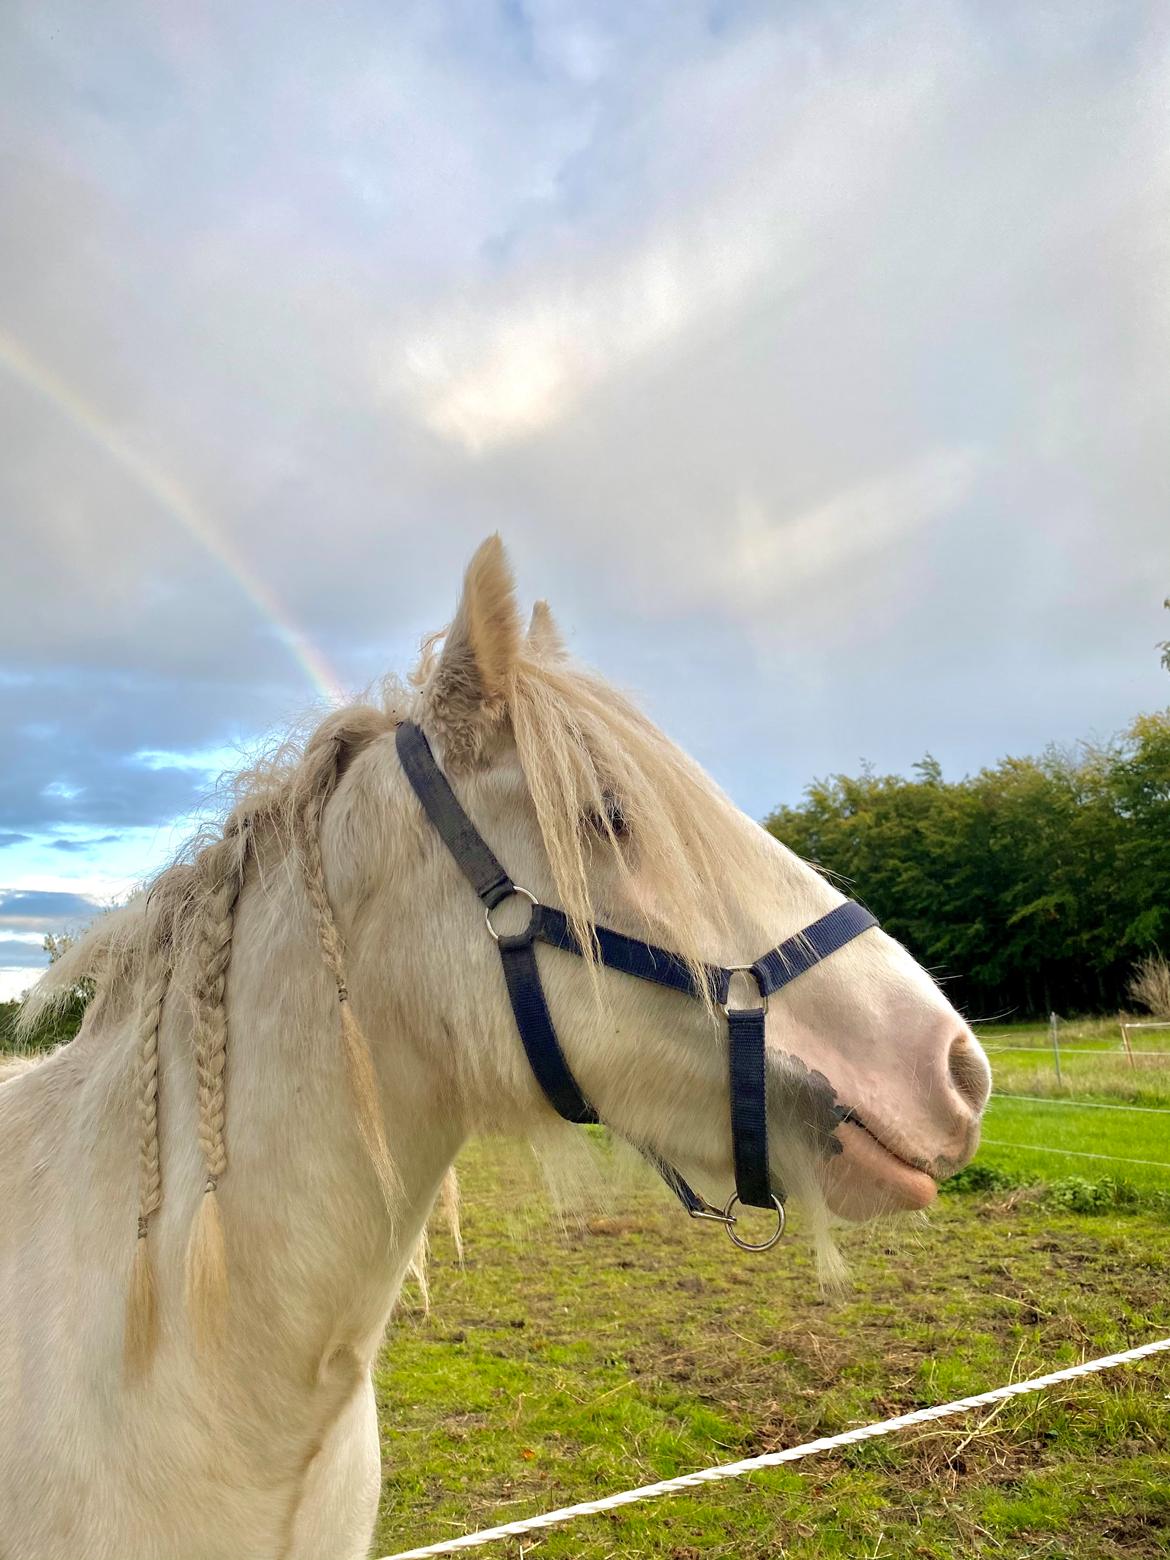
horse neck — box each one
[145,864,463,1394]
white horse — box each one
[0,538,989,1559]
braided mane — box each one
[25,691,405,1369]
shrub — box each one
[1127,952,1170,1017]
[0,933,93,1055]
[940,1162,1015,1195]
[1044,1176,1138,1214]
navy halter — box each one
[396,721,878,1251]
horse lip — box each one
[836,1108,940,1181]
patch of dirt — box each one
[586,1215,646,1235]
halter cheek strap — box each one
[396,721,878,1251]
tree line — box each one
[765,710,1170,1020]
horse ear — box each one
[425,536,522,751]
[527,599,567,660]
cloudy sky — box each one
[2,0,1168,998]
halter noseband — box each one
[396,721,877,1252]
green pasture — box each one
[974,1095,1170,1200]
[373,1131,1169,1560]
[964,1018,1170,1205]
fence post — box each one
[1049,1011,1062,1088]
[1119,1014,1135,1069]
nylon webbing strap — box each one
[641,1149,710,1217]
[754,902,878,995]
[497,938,599,1126]
[727,1008,770,1207]
[396,723,513,909]
[535,906,704,999]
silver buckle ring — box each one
[723,1192,785,1252]
[720,965,769,1016]
[485,885,539,943]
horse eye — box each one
[586,791,628,841]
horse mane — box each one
[20,616,770,1368]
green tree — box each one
[765,712,1170,1018]
[0,931,93,1054]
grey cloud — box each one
[49,834,122,853]
[0,888,105,923]
[0,940,50,968]
[0,710,223,832]
[0,665,297,833]
[0,0,1166,854]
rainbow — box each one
[0,328,347,704]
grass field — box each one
[976,1017,1170,1103]
[968,1019,1170,1204]
[372,1113,1170,1559]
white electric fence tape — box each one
[379,1334,1170,1559]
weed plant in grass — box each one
[375,1137,1169,1560]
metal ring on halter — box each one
[719,964,769,1017]
[485,885,539,943]
[723,1192,785,1252]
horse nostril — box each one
[948,1031,992,1112]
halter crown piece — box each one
[396,722,877,1253]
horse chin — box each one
[820,1118,938,1221]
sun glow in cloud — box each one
[390,214,773,452]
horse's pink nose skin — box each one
[947,1029,992,1114]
